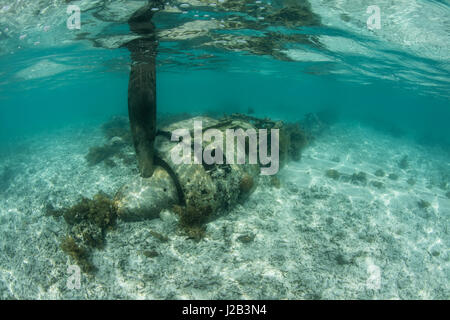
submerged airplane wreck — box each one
[51,111,327,273]
[45,0,330,273]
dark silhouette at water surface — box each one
[124,2,163,178]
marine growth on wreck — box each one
[0,0,449,302]
[53,111,315,271]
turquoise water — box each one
[0,1,449,144]
[0,0,449,299]
[1,45,449,145]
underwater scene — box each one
[0,0,449,300]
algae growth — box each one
[54,193,118,273]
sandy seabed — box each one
[0,121,448,299]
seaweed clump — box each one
[239,173,254,194]
[173,203,207,242]
[245,36,279,57]
[270,175,281,189]
[60,236,96,273]
[85,116,133,166]
[286,123,308,161]
[398,155,409,169]
[44,202,62,218]
[179,205,211,242]
[101,116,132,144]
[63,193,117,230]
[0,166,15,193]
[325,169,340,180]
[149,229,169,243]
[350,172,367,186]
[237,233,255,244]
[388,173,399,181]
[326,170,376,188]
[279,122,308,163]
[142,250,159,258]
[374,169,385,177]
[104,158,117,168]
[300,112,331,141]
[219,113,309,164]
[173,192,213,242]
[58,193,117,273]
[370,181,384,189]
[85,144,122,166]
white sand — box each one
[0,121,448,299]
